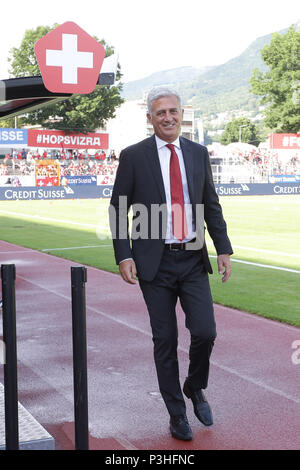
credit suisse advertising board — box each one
[1,183,300,201]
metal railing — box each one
[0,264,89,450]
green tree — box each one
[8,25,124,132]
[250,26,300,132]
[0,117,16,128]
[220,117,260,145]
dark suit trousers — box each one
[139,247,216,417]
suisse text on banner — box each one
[0,185,114,200]
[0,128,28,148]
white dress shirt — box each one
[119,135,196,264]
[155,135,196,243]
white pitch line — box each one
[40,245,300,273]
[42,245,111,252]
[2,209,299,258]
[232,244,300,258]
[1,209,299,273]
[37,246,300,274]
[2,238,296,335]
[210,255,300,274]
[0,209,99,228]
[207,241,300,258]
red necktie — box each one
[166,144,188,241]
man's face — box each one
[147,95,183,143]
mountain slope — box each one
[122,24,298,117]
[121,66,213,101]
[178,32,272,115]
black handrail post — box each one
[1,264,19,450]
[71,266,89,450]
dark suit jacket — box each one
[109,135,233,281]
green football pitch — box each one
[0,195,299,326]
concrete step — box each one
[0,382,55,450]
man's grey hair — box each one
[147,87,181,117]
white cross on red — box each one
[46,34,93,84]
[34,21,106,94]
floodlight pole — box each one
[239,124,247,142]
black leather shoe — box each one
[169,415,193,441]
[183,380,213,426]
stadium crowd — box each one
[3,148,118,162]
[0,163,8,176]
[1,146,300,184]
[211,145,300,182]
[60,160,119,177]
[228,147,300,174]
[1,148,120,178]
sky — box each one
[0,0,299,83]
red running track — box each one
[0,240,299,450]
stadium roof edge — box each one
[0,54,117,120]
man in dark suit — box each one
[109,87,233,441]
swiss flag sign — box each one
[34,22,106,94]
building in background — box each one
[196,118,204,145]
[105,99,195,156]
[105,100,147,156]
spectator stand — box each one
[0,147,119,187]
[208,142,300,184]
[1,141,299,187]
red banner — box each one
[28,129,109,149]
[269,133,300,150]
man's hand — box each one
[217,254,231,283]
[119,259,137,284]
